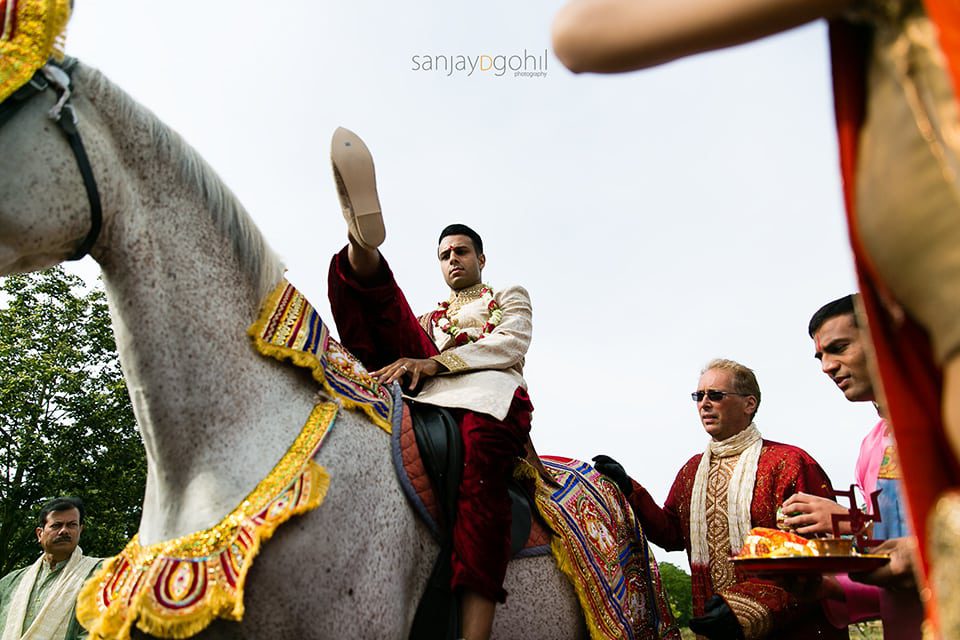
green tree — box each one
[0,267,145,575]
[659,561,693,628]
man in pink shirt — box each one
[781,295,922,638]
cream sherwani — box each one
[414,284,531,420]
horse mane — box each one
[75,62,284,298]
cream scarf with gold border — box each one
[2,546,100,640]
[690,423,763,567]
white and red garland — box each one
[431,285,502,346]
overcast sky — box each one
[61,0,875,569]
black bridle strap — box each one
[0,60,102,261]
[58,105,102,261]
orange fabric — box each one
[925,0,960,103]
[829,10,960,632]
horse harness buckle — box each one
[40,62,78,126]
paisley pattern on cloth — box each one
[75,403,338,640]
[248,278,393,433]
[526,456,680,640]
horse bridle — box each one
[0,57,102,261]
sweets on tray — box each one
[737,527,817,558]
[737,527,859,559]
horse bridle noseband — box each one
[0,57,102,261]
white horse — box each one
[0,60,591,639]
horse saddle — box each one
[395,402,550,640]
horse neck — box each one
[85,67,318,544]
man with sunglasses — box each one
[594,359,843,639]
[778,295,922,638]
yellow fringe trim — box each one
[77,403,336,640]
[248,279,392,433]
[0,0,70,102]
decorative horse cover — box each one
[248,278,394,433]
[76,279,404,639]
[76,403,338,640]
[527,457,680,640]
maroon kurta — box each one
[629,440,847,639]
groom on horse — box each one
[325,127,535,640]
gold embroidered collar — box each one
[446,283,492,317]
[76,403,337,640]
[449,282,488,301]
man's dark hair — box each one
[37,496,85,528]
[808,294,859,338]
[438,223,483,255]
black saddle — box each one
[407,402,533,640]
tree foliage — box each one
[659,561,693,628]
[0,267,145,575]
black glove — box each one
[591,454,633,496]
[688,595,744,640]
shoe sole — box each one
[331,127,385,249]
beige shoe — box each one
[331,127,385,250]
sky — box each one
[59,0,877,570]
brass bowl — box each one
[809,538,854,556]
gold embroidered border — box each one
[514,460,680,640]
[76,402,337,640]
[722,592,772,640]
[248,279,392,433]
[706,457,737,592]
[433,351,468,373]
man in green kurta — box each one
[0,497,102,640]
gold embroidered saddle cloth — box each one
[523,457,681,640]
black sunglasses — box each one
[690,390,750,402]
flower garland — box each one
[431,285,502,346]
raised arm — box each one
[551,0,856,74]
